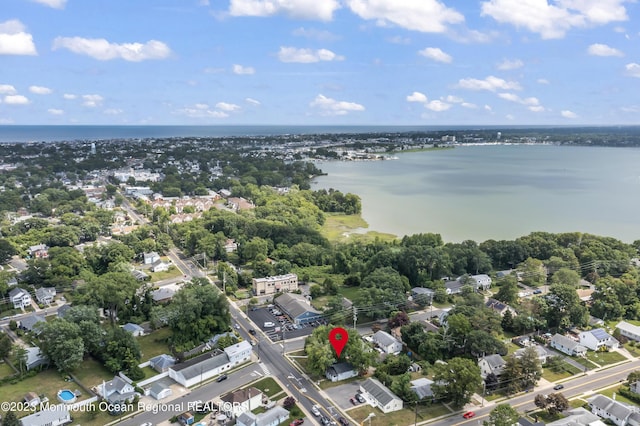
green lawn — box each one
[137,327,173,361]
[252,377,283,398]
[625,343,640,357]
[148,265,184,282]
[141,365,158,380]
[0,361,16,379]
[599,386,636,405]
[572,356,598,371]
[320,213,397,243]
[73,356,114,389]
[586,350,626,366]
[348,404,448,426]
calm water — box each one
[311,145,640,243]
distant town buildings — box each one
[252,274,298,296]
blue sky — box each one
[1,0,639,125]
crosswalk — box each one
[260,362,271,376]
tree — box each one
[535,393,569,416]
[389,311,410,328]
[431,357,482,408]
[0,238,16,264]
[501,309,514,332]
[0,332,13,358]
[304,326,375,376]
[494,275,518,305]
[485,403,520,426]
[102,327,142,374]
[3,410,20,426]
[39,319,85,372]
[519,346,543,390]
[78,271,140,324]
[283,396,296,410]
[15,346,28,376]
[355,267,409,319]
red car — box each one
[463,411,475,419]
[289,419,304,426]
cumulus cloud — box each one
[31,0,66,8]
[498,92,544,111]
[457,75,521,91]
[4,95,30,105]
[29,85,52,95]
[406,92,428,103]
[292,27,339,41]
[537,78,550,84]
[497,58,523,70]
[561,110,578,118]
[587,43,623,57]
[425,100,451,111]
[63,93,77,100]
[309,94,364,116]
[277,46,344,63]
[82,94,104,107]
[444,95,463,103]
[229,0,340,21]
[104,108,123,115]
[0,19,38,55]
[245,97,261,106]
[178,107,229,119]
[0,84,17,95]
[626,63,640,78]
[215,102,241,112]
[52,37,171,61]
[481,0,628,39]
[47,108,64,115]
[461,102,477,109]
[347,0,464,33]
[387,35,411,44]
[232,64,255,75]
[418,47,452,63]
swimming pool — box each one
[57,389,76,403]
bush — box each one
[127,365,145,381]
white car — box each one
[311,405,321,417]
[264,321,275,328]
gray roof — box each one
[361,377,400,407]
[20,407,70,426]
[481,354,506,370]
[35,287,55,300]
[514,345,547,359]
[152,287,175,302]
[172,351,229,380]
[122,323,144,333]
[104,376,130,395]
[224,340,252,359]
[412,287,435,295]
[25,346,47,369]
[373,330,400,347]
[20,314,45,332]
[150,382,170,394]
[237,406,289,426]
[326,362,356,375]
[551,334,585,351]
[410,378,434,399]
[274,293,320,319]
[589,328,612,340]
[149,354,175,371]
[8,287,28,299]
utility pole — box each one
[353,306,358,329]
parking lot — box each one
[325,381,365,410]
[247,307,323,342]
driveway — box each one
[325,381,363,410]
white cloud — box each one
[0,84,17,95]
[561,110,578,118]
[4,95,30,105]
[309,94,364,116]
[277,46,344,63]
[195,103,209,110]
[232,64,255,75]
[537,78,550,84]
[418,47,452,63]
[229,0,340,21]
[215,102,241,112]
[625,63,640,78]
[587,43,623,57]
[461,102,477,109]
[506,114,515,120]
[481,0,628,39]
[444,95,463,103]
[31,0,66,8]
[0,118,14,124]
[347,0,464,33]
[47,108,64,115]
[292,27,339,41]
[406,91,428,103]
[484,104,493,111]
[497,58,523,70]
[52,37,171,61]
[82,94,104,107]
[178,107,229,118]
[29,85,52,95]
[245,97,261,106]
[457,75,521,91]
[104,108,123,115]
[63,93,77,100]
[425,100,451,111]
[0,20,37,55]
[387,35,411,44]
[498,92,544,111]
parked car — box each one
[553,384,564,390]
[264,322,275,328]
[216,374,228,382]
[319,416,330,426]
[533,289,543,294]
[462,411,475,419]
[289,419,304,426]
[338,417,349,426]
[311,405,321,417]
[349,398,357,405]
[248,329,256,335]
[355,393,365,403]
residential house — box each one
[485,298,517,317]
[274,293,322,326]
[28,244,49,259]
[224,239,238,253]
[550,334,587,357]
[143,252,160,265]
[122,323,145,337]
[444,280,465,295]
[8,276,18,287]
[617,321,640,342]
[35,287,56,305]
[24,346,48,370]
[252,274,298,296]
[152,287,175,303]
[514,345,549,364]
[579,328,619,351]
[178,412,195,425]
[588,394,640,426]
[359,378,403,413]
[470,274,492,290]
[19,407,71,426]
[19,314,46,334]
[150,259,170,273]
[224,340,252,365]
[630,380,640,395]
[220,387,262,418]
[546,407,601,426]
[410,378,434,400]
[100,376,137,404]
[411,287,434,305]
[478,354,506,379]
[149,382,172,400]
[149,354,176,373]
[9,287,31,309]
[236,406,289,426]
[372,330,403,354]
[325,363,358,382]
[131,270,149,281]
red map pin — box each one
[329,327,349,358]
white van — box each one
[264,322,275,328]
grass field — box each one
[0,361,16,378]
[625,343,640,357]
[137,327,173,361]
[599,385,636,405]
[348,403,450,426]
[73,356,114,388]
[586,350,626,366]
[320,213,396,243]
[252,377,283,398]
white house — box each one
[359,378,403,413]
[143,251,160,265]
[149,354,176,373]
[149,382,172,400]
[150,259,170,273]
[122,323,145,337]
[411,378,434,400]
[20,406,70,426]
[478,354,506,379]
[100,376,137,404]
[224,340,252,365]
[325,363,358,382]
[372,330,403,354]
[514,345,549,364]
[550,334,587,357]
[579,328,619,351]
[616,321,640,342]
[220,387,262,418]
[35,287,56,305]
[9,288,31,309]
[470,274,492,290]
[587,394,640,426]
[236,406,289,426]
